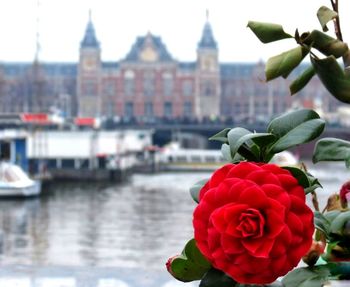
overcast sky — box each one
[0,0,349,63]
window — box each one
[104,81,116,96]
[144,102,153,117]
[162,72,173,96]
[124,70,135,96]
[125,102,134,118]
[106,101,115,117]
[84,79,97,96]
[201,81,215,96]
[182,80,193,97]
[183,102,192,117]
[164,102,172,117]
[143,71,155,96]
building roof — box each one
[2,63,77,77]
[178,62,196,72]
[80,12,100,49]
[102,62,119,69]
[198,21,217,50]
[123,32,173,62]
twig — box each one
[311,191,320,212]
[330,0,350,68]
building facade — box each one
[0,15,339,123]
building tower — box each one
[77,10,101,117]
[196,11,220,119]
[29,0,46,113]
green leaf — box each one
[190,179,208,203]
[209,128,231,143]
[313,137,350,166]
[268,109,321,138]
[229,132,276,162]
[221,143,233,161]
[282,266,330,287]
[265,46,309,81]
[328,262,350,279]
[330,210,350,236]
[314,211,331,238]
[227,128,260,161]
[199,268,237,287]
[311,55,350,103]
[268,119,325,153]
[282,166,322,194]
[317,6,338,32]
[247,21,293,44]
[290,65,316,95]
[170,239,211,282]
[302,30,348,58]
[324,210,342,223]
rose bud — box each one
[340,180,350,209]
[302,240,326,266]
[193,162,314,284]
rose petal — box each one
[238,185,269,209]
[262,163,290,175]
[278,174,299,189]
[226,162,261,179]
[221,233,244,254]
[245,169,281,185]
[242,237,275,258]
[209,164,234,188]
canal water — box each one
[0,161,348,286]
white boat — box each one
[0,162,41,197]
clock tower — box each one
[196,12,220,119]
[77,11,101,117]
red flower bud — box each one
[302,240,326,266]
[340,180,350,208]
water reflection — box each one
[0,173,205,269]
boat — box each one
[0,162,41,197]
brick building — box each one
[0,14,338,123]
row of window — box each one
[123,101,193,117]
[84,79,194,97]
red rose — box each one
[193,162,314,284]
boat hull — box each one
[0,181,41,197]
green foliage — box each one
[247,21,292,43]
[282,266,330,287]
[211,109,325,165]
[248,4,350,99]
[282,166,322,194]
[209,128,231,143]
[265,46,309,81]
[314,211,331,240]
[199,268,238,287]
[290,65,316,95]
[170,239,211,282]
[329,210,350,237]
[302,30,348,58]
[190,179,208,203]
[317,6,338,32]
[313,137,350,168]
[311,55,350,104]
